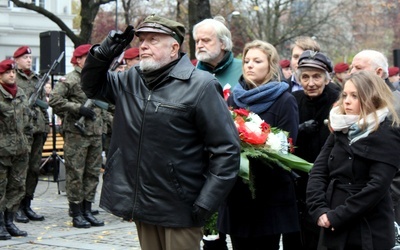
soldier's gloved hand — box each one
[79,106,96,120]
[299,119,319,133]
[191,204,212,225]
[93,25,135,61]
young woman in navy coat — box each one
[218,40,299,250]
[307,71,400,250]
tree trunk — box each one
[188,0,211,59]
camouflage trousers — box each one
[26,133,45,198]
[63,132,102,204]
[0,152,29,212]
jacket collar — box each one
[167,53,195,81]
[197,51,233,74]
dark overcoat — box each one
[307,119,400,250]
[218,78,300,237]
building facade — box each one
[0,0,75,74]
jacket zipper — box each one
[131,91,153,220]
[155,103,187,112]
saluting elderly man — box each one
[0,59,31,239]
[49,44,104,229]
[81,15,241,250]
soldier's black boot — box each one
[14,200,29,223]
[23,197,44,221]
[4,211,28,237]
[82,200,104,227]
[0,212,11,240]
[68,208,98,217]
[69,202,90,228]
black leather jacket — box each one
[82,50,240,227]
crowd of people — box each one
[1,13,400,250]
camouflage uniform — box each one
[49,66,103,204]
[0,85,30,213]
[101,104,114,155]
[15,69,49,201]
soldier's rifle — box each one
[110,52,125,71]
[74,99,109,135]
[28,51,65,109]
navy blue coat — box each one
[218,77,300,237]
[307,119,400,249]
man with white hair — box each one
[81,15,241,250]
[350,49,400,225]
[193,17,242,91]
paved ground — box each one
[0,168,237,250]
[0,172,142,250]
[0,166,287,249]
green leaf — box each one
[239,154,250,181]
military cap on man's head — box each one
[0,59,16,74]
[298,50,333,73]
[71,44,91,64]
[135,15,186,45]
[279,59,290,68]
[124,47,140,59]
[73,44,91,58]
[13,46,31,58]
[389,66,400,77]
[334,62,349,73]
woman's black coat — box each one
[307,119,400,249]
[218,78,300,237]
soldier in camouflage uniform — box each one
[13,46,48,223]
[49,44,104,229]
[0,59,31,239]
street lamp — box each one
[115,0,118,30]
[227,11,240,29]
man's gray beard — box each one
[196,50,218,64]
[140,57,171,72]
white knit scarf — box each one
[329,106,388,145]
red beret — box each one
[70,44,91,64]
[124,48,139,59]
[73,44,91,58]
[191,59,198,66]
[389,67,400,77]
[279,59,290,68]
[0,59,16,74]
[334,62,349,73]
[13,46,31,58]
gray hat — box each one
[136,15,186,45]
[298,50,333,73]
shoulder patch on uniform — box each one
[59,77,67,82]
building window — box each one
[32,57,39,73]
[30,0,45,8]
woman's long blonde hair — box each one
[242,40,281,88]
[337,71,400,131]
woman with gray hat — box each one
[289,50,340,249]
[293,50,340,165]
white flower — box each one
[244,113,264,135]
[266,131,288,154]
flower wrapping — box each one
[231,108,313,197]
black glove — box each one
[79,106,96,120]
[94,25,135,61]
[191,204,212,225]
[299,119,319,133]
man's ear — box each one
[171,42,180,57]
[376,67,384,78]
